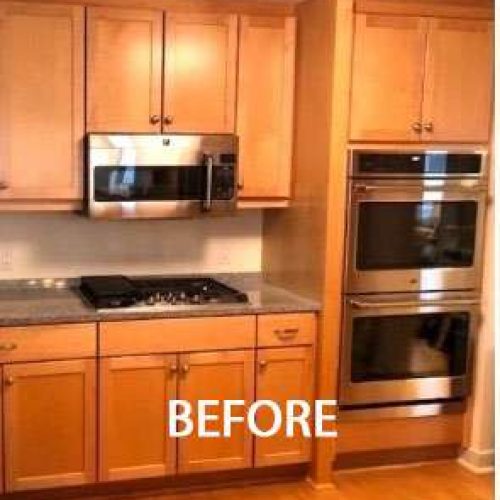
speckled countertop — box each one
[0,274,320,327]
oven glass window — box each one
[351,312,469,382]
[94,166,203,201]
[357,201,477,270]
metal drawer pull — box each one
[274,327,299,339]
[4,376,14,386]
[0,343,17,351]
[349,299,480,309]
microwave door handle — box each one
[203,155,214,212]
[349,298,480,309]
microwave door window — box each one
[356,201,477,270]
[94,166,203,201]
[351,313,469,382]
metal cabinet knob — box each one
[423,122,434,133]
[258,360,267,369]
[150,115,161,125]
[163,115,174,126]
[411,122,423,133]
[5,376,14,386]
[182,364,190,374]
[169,364,178,374]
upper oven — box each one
[345,150,488,294]
[86,134,238,219]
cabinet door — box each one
[237,16,295,199]
[99,355,177,481]
[350,14,427,142]
[4,360,96,492]
[87,7,163,132]
[178,350,254,473]
[0,2,83,200]
[255,347,313,466]
[164,13,237,133]
[422,18,493,143]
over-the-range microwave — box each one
[85,133,238,219]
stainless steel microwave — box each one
[86,134,238,219]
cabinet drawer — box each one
[100,316,256,356]
[0,323,96,363]
[257,313,316,347]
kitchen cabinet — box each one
[421,18,493,142]
[0,2,84,202]
[3,359,96,492]
[237,16,296,200]
[164,13,237,133]
[86,7,163,133]
[99,355,177,481]
[177,350,254,473]
[254,347,313,466]
[350,13,492,143]
[87,9,237,134]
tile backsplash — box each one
[0,211,262,279]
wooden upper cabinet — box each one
[3,360,96,492]
[164,13,237,133]
[99,356,176,482]
[0,2,84,200]
[177,350,254,473]
[350,14,427,142]
[255,347,313,467]
[86,7,163,133]
[237,16,296,199]
[422,18,493,142]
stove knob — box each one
[192,294,201,304]
[155,292,162,302]
[179,292,187,302]
[145,295,155,306]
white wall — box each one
[459,161,494,472]
[0,211,262,279]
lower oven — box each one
[339,292,479,407]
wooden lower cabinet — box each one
[178,350,254,473]
[3,359,96,492]
[255,347,313,466]
[99,355,177,481]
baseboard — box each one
[458,448,494,474]
[335,444,460,470]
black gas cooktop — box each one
[79,275,249,309]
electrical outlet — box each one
[0,248,13,271]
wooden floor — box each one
[89,462,493,500]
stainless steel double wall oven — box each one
[340,149,488,411]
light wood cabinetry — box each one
[350,14,427,142]
[3,359,96,492]
[350,13,492,142]
[254,347,313,466]
[86,7,163,133]
[164,13,237,133]
[237,16,296,200]
[421,18,493,142]
[177,350,254,473]
[99,355,177,481]
[0,2,84,202]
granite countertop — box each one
[0,274,321,327]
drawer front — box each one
[257,313,316,347]
[0,324,96,363]
[100,316,256,356]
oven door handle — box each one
[354,183,488,194]
[202,154,214,212]
[349,298,481,309]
